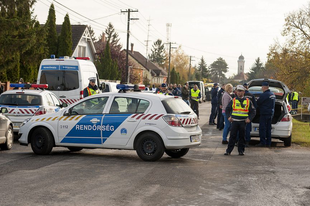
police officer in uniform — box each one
[157,83,172,95]
[291,90,299,114]
[256,81,275,147]
[83,78,99,98]
[224,85,256,155]
[190,84,201,118]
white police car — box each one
[0,107,13,150]
[18,85,202,161]
[0,83,66,133]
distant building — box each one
[233,54,247,82]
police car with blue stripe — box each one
[0,83,67,133]
[18,84,202,161]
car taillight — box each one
[287,104,291,112]
[281,114,291,122]
[34,107,47,116]
[162,115,182,127]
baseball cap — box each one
[214,83,218,86]
[243,83,248,87]
[161,83,167,87]
[236,85,245,91]
[262,82,269,86]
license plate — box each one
[13,123,21,129]
[190,135,200,142]
[254,127,259,132]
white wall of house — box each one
[72,29,95,62]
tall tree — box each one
[87,25,96,43]
[58,14,72,56]
[210,57,228,83]
[148,39,166,67]
[45,3,57,57]
[247,57,265,80]
[197,56,208,80]
[105,22,120,46]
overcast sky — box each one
[34,0,309,77]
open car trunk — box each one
[252,102,285,124]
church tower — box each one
[237,54,245,74]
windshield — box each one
[40,70,79,91]
[0,94,42,106]
[162,98,194,114]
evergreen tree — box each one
[105,22,120,46]
[58,14,72,56]
[148,39,166,67]
[170,67,177,84]
[248,57,265,80]
[198,56,208,79]
[45,3,57,57]
[96,41,113,79]
[88,25,96,43]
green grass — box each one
[292,118,310,147]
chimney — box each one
[101,33,106,43]
[131,43,134,54]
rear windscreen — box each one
[249,86,284,98]
[0,94,42,106]
[162,98,194,114]
[40,70,79,91]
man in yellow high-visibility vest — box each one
[190,84,201,118]
[83,78,99,98]
[291,90,299,115]
[224,85,256,156]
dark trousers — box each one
[190,100,199,117]
[217,107,224,129]
[226,121,246,154]
[259,115,272,146]
[209,103,217,124]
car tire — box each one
[30,127,54,155]
[0,126,13,150]
[165,148,189,158]
[283,135,292,147]
[67,147,83,152]
[135,133,164,161]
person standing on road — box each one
[83,78,99,98]
[221,83,233,144]
[181,83,190,105]
[224,85,256,155]
[209,83,218,125]
[256,82,275,147]
[243,83,257,147]
[291,90,299,115]
[217,84,225,130]
[172,84,181,96]
[190,84,201,118]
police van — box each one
[37,56,100,105]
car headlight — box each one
[20,118,31,128]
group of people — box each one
[209,82,276,156]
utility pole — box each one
[167,42,176,84]
[188,56,195,81]
[121,9,138,83]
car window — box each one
[40,70,79,91]
[45,94,54,106]
[109,97,149,114]
[0,94,42,106]
[248,86,284,96]
[50,93,61,106]
[162,98,194,114]
[70,97,108,115]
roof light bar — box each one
[10,83,48,89]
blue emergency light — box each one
[116,84,135,90]
[10,83,48,89]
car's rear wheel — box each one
[135,132,164,161]
[30,127,54,155]
[165,148,189,158]
[0,126,13,150]
[283,135,292,147]
[67,147,83,152]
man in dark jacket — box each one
[224,85,256,155]
[243,83,257,146]
[209,83,218,125]
[181,83,190,105]
[217,84,225,130]
[256,82,276,147]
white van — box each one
[37,57,100,105]
[187,81,206,103]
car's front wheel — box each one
[30,127,54,155]
[0,126,13,150]
[283,135,292,147]
[135,133,164,161]
[165,148,189,158]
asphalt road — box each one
[1,101,310,206]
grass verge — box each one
[292,118,310,147]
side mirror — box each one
[63,108,72,116]
[100,82,106,91]
[61,103,68,108]
[0,107,8,113]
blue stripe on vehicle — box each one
[41,65,59,70]
[61,137,104,144]
[60,65,79,70]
